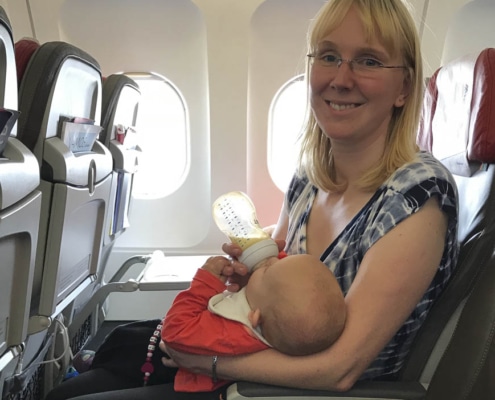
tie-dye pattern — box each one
[284,152,459,380]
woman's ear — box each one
[395,73,411,107]
[248,308,261,328]
[394,92,408,107]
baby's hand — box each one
[201,256,232,283]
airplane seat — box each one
[65,73,141,352]
[9,40,113,397]
[226,48,495,400]
[0,9,42,400]
[14,38,39,89]
[98,73,140,271]
[62,75,213,355]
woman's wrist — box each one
[212,355,218,382]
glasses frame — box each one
[307,54,407,74]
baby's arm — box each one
[163,256,264,355]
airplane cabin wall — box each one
[0,0,477,282]
[55,0,216,280]
[442,0,495,64]
[420,0,473,76]
[0,1,31,44]
[247,0,325,226]
[0,0,483,321]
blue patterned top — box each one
[284,151,459,380]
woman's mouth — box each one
[328,101,359,111]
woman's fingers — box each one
[221,242,243,258]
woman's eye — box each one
[355,58,382,68]
[320,53,338,63]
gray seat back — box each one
[16,41,113,329]
[65,74,141,351]
[0,7,42,398]
[99,74,140,251]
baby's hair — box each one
[261,256,346,356]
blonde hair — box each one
[299,0,423,192]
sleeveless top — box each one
[284,152,459,380]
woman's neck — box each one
[331,135,386,188]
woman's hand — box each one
[160,340,211,375]
[159,340,179,368]
[220,243,249,292]
[220,239,285,292]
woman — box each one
[162,0,458,392]
[46,0,458,398]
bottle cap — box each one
[238,238,279,272]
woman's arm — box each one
[164,198,448,392]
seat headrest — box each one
[418,48,495,176]
[14,38,40,88]
[100,74,140,146]
[16,41,101,152]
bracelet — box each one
[212,355,218,383]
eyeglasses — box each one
[307,52,407,76]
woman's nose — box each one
[329,61,355,90]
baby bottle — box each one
[212,191,279,272]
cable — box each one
[37,317,70,366]
[15,317,71,376]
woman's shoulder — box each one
[286,172,313,208]
[387,151,457,193]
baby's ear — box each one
[248,308,261,328]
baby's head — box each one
[245,253,346,356]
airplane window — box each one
[125,72,189,199]
[267,75,308,192]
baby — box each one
[162,252,346,392]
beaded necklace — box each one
[141,322,162,386]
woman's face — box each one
[309,6,408,149]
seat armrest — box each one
[228,381,426,400]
